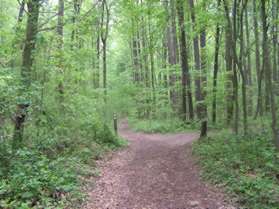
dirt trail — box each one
[85,122,235,209]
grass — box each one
[128,117,198,133]
[193,130,279,209]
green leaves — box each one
[193,132,279,209]
[0,148,79,209]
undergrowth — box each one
[129,118,198,133]
[0,115,126,209]
[193,131,279,209]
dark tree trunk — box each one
[176,0,194,121]
[212,0,221,124]
[272,0,278,82]
[188,0,202,119]
[200,27,208,137]
[245,5,253,115]
[253,0,263,118]
[261,0,279,149]
[71,0,82,49]
[18,0,26,22]
[57,0,64,98]
[165,0,179,111]
[13,0,40,148]
[147,8,156,115]
[239,0,248,135]
[225,27,234,125]
[100,0,109,100]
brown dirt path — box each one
[84,122,235,209]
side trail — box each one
[84,122,235,209]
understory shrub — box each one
[193,131,279,209]
[0,101,125,209]
[129,117,198,133]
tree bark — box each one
[225,27,234,125]
[176,0,194,121]
[188,0,202,119]
[57,0,64,98]
[261,0,279,149]
[253,0,263,118]
[100,0,109,100]
[200,26,208,137]
[212,0,221,124]
[13,0,40,147]
[165,0,179,111]
[272,0,278,82]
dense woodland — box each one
[0,0,279,208]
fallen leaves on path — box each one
[84,122,236,209]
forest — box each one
[0,0,279,208]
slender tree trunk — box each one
[223,0,241,134]
[93,0,101,88]
[188,0,202,119]
[212,0,221,124]
[165,0,179,111]
[100,0,109,100]
[10,0,26,68]
[13,0,40,147]
[103,39,107,96]
[57,0,64,98]
[96,32,100,88]
[272,0,278,82]
[245,5,253,115]
[132,36,140,82]
[261,0,279,149]
[176,0,194,121]
[253,0,263,118]
[225,27,234,125]
[200,25,208,137]
[239,0,248,135]
[148,9,156,115]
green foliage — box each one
[0,116,123,209]
[129,118,198,133]
[193,131,279,209]
[0,149,77,209]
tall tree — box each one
[13,0,40,147]
[176,0,194,121]
[199,2,208,137]
[272,0,278,82]
[261,0,279,148]
[165,0,179,110]
[188,0,202,119]
[57,0,64,99]
[100,0,109,99]
[253,0,263,118]
[212,0,221,124]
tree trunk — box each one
[100,0,109,100]
[188,0,202,119]
[57,0,64,99]
[165,0,179,111]
[212,0,221,124]
[225,27,234,125]
[253,0,263,118]
[239,0,248,135]
[245,5,253,115]
[200,26,208,137]
[272,0,278,82]
[261,0,279,149]
[13,0,40,148]
[176,0,194,121]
